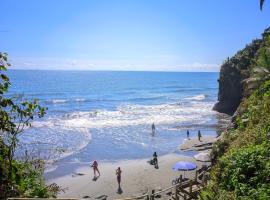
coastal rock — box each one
[213,63,243,115]
[213,33,264,115]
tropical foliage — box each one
[201,80,270,199]
[0,53,59,198]
[200,25,270,199]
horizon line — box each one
[9,68,219,73]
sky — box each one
[1,0,270,72]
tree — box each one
[0,52,46,183]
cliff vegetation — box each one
[201,28,270,199]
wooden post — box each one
[195,170,198,182]
[151,189,155,200]
[174,185,179,200]
[184,194,187,200]
[202,172,206,186]
[189,180,192,194]
[146,191,150,200]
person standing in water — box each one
[152,123,156,136]
[116,167,122,188]
[198,130,202,141]
[91,160,100,177]
[187,130,190,139]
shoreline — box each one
[47,136,215,199]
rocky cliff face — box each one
[213,29,270,115]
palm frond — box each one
[260,0,265,10]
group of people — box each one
[91,152,158,190]
[91,160,122,190]
[186,130,202,141]
[153,123,203,142]
[89,123,158,191]
[90,125,203,192]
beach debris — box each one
[72,172,85,177]
[140,187,148,195]
[95,194,108,200]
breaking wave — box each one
[184,94,208,101]
[32,101,215,129]
[21,100,216,164]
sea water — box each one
[7,70,223,171]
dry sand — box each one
[47,136,215,199]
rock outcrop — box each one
[213,28,270,115]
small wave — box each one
[185,94,208,101]
[51,99,67,104]
[45,98,87,104]
[164,85,185,89]
[74,98,86,102]
[18,127,92,163]
[44,165,58,173]
[127,95,167,102]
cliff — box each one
[201,28,270,199]
[213,27,270,115]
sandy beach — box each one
[47,136,215,199]
[179,136,219,152]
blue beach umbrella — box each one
[172,161,197,178]
[173,161,197,171]
[172,161,197,171]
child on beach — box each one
[150,152,158,168]
[91,160,100,177]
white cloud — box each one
[10,56,220,72]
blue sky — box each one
[1,0,270,71]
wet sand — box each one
[180,136,219,152]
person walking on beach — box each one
[198,130,202,142]
[91,160,100,177]
[187,130,190,139]
[116,167,122,188]
[152,123,156,136]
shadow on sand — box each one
[117,186,123,194]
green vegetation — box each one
[0,53,60,199]
[200,32,270,199]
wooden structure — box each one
[117,166,210,200]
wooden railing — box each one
[116,167,210,200]
[8,199,78,200]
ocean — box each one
[7,70,223,172]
